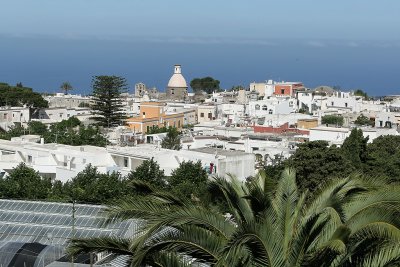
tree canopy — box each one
[286,140,355,193]
[168,160,209,201]
[321,114,344,126]
[190,77,220,94]
[0,163,52,199]
[0,117,107,147]
[354,89,369,99]
[63,165,126,204]
[126,158,166,189]
[90,75,127,127]
[341,128,368,169]
[0,82,48,108]
[354,114,373,126]
[161,127,182,150]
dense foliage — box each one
[354,114,374,126]
[91,75,127,127]
[0,159,209,205]
[353,89,369,99]
[286,140,355,193]
[321,114,344,126]
[0,163,52,199]
[126,158,166,189]
[161,127,182,150]
[67,169,400,267]
[190,77,220,94]
[0,117,107,147]
[0,82,48,108]
[266,130,400,193]
[169,160,209,201]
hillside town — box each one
[1,65,400,266]
[0,64,399,182]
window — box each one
[124,157,128,168]
[28,155,32,163]
[281,89,285,94]
[3,114,6,119]
[208,113,212,119]
[345,103,348,108]
[143,112,146,116]
[200,113,204,118]
[178,120,181,127]
[147,125,150,132]
[331,102,334,106]
[269,109,273,114]
[255,104,260,110]
[262,105,268,111]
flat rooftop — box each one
[191,147,251,157]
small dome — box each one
[167,65,188,88]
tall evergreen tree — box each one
[90,75,127,127]
[161,127,182,150]
[341,128,369,169]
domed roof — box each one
[167,65,188,88]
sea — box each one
[0,35,399,96]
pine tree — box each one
[90,75,127,127]
[161,127,182,150]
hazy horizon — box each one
[1,0,399,96]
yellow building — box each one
[126,102,184,133]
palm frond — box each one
[67,236,133,257]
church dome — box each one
[167,65,188,88]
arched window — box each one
[255,104,260,110]
[262,105,268,110]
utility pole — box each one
[71,200,76,267]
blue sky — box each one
[1,1,400,94]
[3,0,400,41]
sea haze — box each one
[0,35,399,96]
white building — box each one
[0,138,255,182]
[37,107,92,122]
[375,111,400,128]
[248,97,296,118]
[218,104,246,125]
[309,126,399,145]
[197,104,218,123]
[45,93,91,108]
[0,107,31,130]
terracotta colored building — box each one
[253,122,310,135]
[274,82,304,96]
[126,102,184,133]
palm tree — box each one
[67,170,400,266]
[60,81,73,95]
